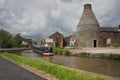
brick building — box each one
[48,4,120,48]
[76,4,120,47]
[100,27,120,47]
[21,38,32,48]
[49,32,64,48]
[41,38,54,47]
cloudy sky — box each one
[0,0,120,38]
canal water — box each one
[20,50,120,78]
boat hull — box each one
[43,53,53,56]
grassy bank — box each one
[1,53,116,80]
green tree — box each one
[12,34,22,48]
[0,29,12,48]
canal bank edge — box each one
[69,48,120,60]
[0,54,57,80]
[70,47,120,54]
[1,53,119,80]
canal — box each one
[20,50,120,78]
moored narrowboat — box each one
[33,46,53,56]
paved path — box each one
[0,56,47,80]
[71,47,120,54]
[0,48,32,53]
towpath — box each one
[0,56,47,80]
[71,47,120,54]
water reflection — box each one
[20,50,120,78]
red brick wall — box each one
[49,32,64,48]
[100,31,120,47]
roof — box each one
[100,27,120,32]
[49,32,63,38]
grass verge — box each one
[1,52,117,80]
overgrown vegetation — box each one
[11,34,22,48]
[0,29,22,48]
[1,53,115,80]
[106,43,119,47]
[53,47,71,55]
[74,52,120,60]
[101,54,120,60]
[78,52,91,56]
[0,29,12,48]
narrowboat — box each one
[33,46,53,56]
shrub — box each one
[64,49,71,56]
[53,47,71,55]
[109,54,120,60]
[53,47,63,55]
[100,54,120,60]
[57,48,64,55]
[53,47,58,54]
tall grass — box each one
[1,53,115,80]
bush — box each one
[64,49,71,56]
[57,48,64,55]
[0,29,12,48]
[53,47,58,54]
[109,54,120,60]
[53,47,71,55]
[101,54,120,60]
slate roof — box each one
[100,27,120,32]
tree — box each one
[0,29,12,48]
[12,34,22,48]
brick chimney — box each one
[79,4,99,26]
[84,4,91,9]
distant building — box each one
[41,38,54,47]
[69,33,76,47]
[21,38,32,48]
[21,41,29,48]
[76,4,120,47]
[100,27,120,47]
[32,38,41,47]
[64,36,70,47]
[49,32,64,48]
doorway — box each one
[93,40,97,47]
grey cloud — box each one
[61,0,73,3]
[103,1,120,27]
[0,0,120,38]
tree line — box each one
[0,29,22,48]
